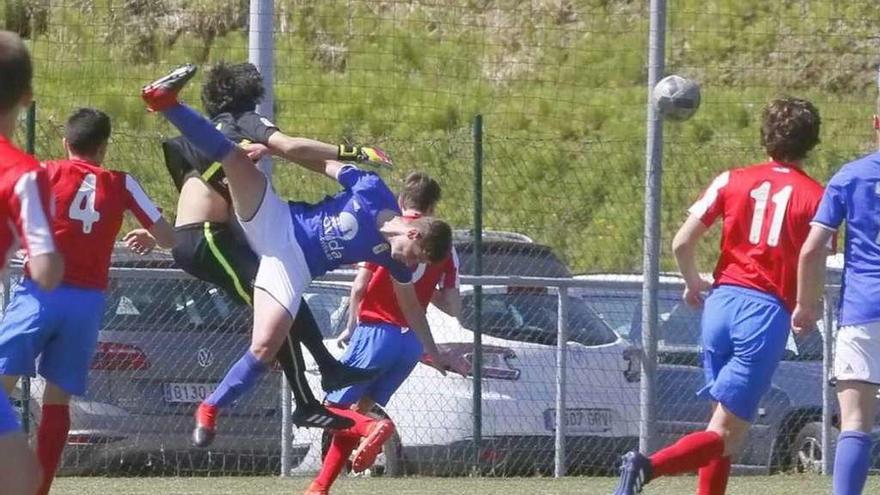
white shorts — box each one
[238,181,311,317]
[833,321,880,385]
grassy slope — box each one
[11,0,880,272]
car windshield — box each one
[456,243,572,277]
[460,292,618,346]
[581,288,823,361]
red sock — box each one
[697,456,731,495]
[649,430,724,478]
[312,433,359,491]
[326,405,375,437]
[36,404,70,495]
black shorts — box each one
[172,222,258,306]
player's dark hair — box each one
[761,97,821,162]
[201,61,265,118]
[413,217,452,263]
[400,172,442,213]
[0,31,32,114]
[65,108,111,157]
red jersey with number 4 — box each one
[40,159,162,290]
[0,136,55,266]
[358,247,460,328]
[689,161,824,311]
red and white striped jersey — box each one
[40,158,162,289]
[0,136,55,267]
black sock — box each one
[275,332,317,408]
[293,301,338,371]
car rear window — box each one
[103,278,251,333]
[460,292,618,346]
[456,242,571,277]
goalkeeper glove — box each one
[337,144,393,168]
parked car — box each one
[3,248,346,475]
[295,232,641,476]
[572,272,880,474]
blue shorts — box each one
[0,388,20,435]
[0,279,106,396]
[698,285,790,422]
[325,322,423,407]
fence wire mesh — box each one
[0,0,876,484]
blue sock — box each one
[833,430,872,495]
[204,351,268,408]
[161,103,235,162]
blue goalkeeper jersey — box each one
[289,165,413,283]
[812,151,880,326]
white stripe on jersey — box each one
[438,246,461,289]
[14,171,55,257]
[125,174,162,223]
[689,170,730,218]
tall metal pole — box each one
[554,288,569,478]
[249,0,275,177]
[472,114,484,473]
[821,290,834,475]
[640,0,666,455]
[248,0,285,475]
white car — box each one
[292,280,641,476]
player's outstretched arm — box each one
[392,281,466,376]
[793,225,834,333]
[431,287,461,318]
[338,265,373,348]
[672,214,711,308]
[267,133,393,174]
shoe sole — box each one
[144,64,198,93]
[191,425,215,448]
[351,421,395,473]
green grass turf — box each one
[51,474,880,495]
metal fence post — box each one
[471,114,484,474]
[248,0,285,476]
[640,0,666,455]
[249,0,275,178]
[20,101,36,436]
[821,286,835,476]
[554,287,569,478]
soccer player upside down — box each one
[141,64,464,449]
[305,172,462,495]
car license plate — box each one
[163,382,216,403]
[543,408,613,433]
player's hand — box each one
[792,303,819,335]
[338,145,393,168]
[336,327,353,349]
[123,229,157,255]
[241,142,271,162]
[682,278,712,308]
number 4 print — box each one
[749,181,793,247]
[69,173,100,233]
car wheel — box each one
[791,421,837,474]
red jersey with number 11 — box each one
[40,159,162,290]
[688,161,824,311]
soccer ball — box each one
[652,75,701,121]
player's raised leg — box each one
[141,65,267,221]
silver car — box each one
[6,251,346,475]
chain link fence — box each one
[1,0,878,483]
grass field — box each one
[50,475,880,495]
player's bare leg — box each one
[141,64,267,221]
[0,432,40,495]
[833,381,878,495]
